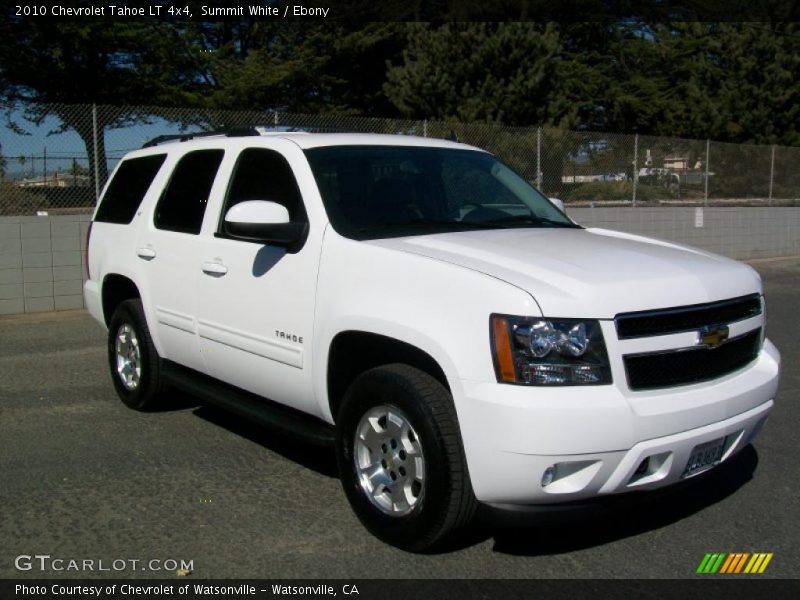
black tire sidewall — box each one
[336,367,459,551]
[107,299,160,410]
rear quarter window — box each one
[94,154,167,224]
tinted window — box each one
[222,148,307,227]
[95,154,166,224]
[440,154,518,211]
[155,150,224,234]
[304,146,576,240]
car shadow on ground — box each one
[168,393,759,556]
[191,404,340,478]
[147,386,203,412]
[485,445,759,556]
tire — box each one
[107,298,163,411]
[335,364,477,552]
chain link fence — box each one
[1,103,798,216]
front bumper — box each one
[454,339,780,505]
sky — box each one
[1,108,204,178]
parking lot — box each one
[1,257,797,579]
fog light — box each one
[541,466,556,488]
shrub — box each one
[563,181,674,203]
[0,183,48,215]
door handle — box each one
[136,247,157,260]
[202,261,228,276]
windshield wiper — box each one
[484,214,581,228]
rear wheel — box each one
[107,298,163,411]
[336,364,476,551]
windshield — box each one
[304,145,578,240]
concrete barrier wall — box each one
[569,207,800,260]
[0,214,90,316]
[0,208,798,316]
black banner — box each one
[4,0,800,22]
[2,579,800,600]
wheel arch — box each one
[102,273,141,327]
[326,330,452,423]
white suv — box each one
[84,131,780,551]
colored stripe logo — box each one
[696,552,773,574]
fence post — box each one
[274,112,279,127]
[536,126,542,189]
[704,138,710,206]
[92,104,100,202]
[423,119,428,138]
[632,133,638,206]
[768,144,775,205]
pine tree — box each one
[385,23,564,126]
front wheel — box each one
[335,364,476,552]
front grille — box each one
[624,329,761,391]
[615,294,761,339]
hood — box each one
[366,227,762,318]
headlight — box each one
[491,314,612,386]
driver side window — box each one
[220,148,308,231]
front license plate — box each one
[682,437,725,478]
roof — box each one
[137,130,483,154]
[275,133,480,151]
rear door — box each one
[138,148,225,372]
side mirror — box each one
[223,200,307,250]
[549,197,566,213]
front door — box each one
[194,146,321,415]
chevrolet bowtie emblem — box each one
[698,324,730,348]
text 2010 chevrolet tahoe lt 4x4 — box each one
[84,131,781,551]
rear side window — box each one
[95,154,166,224]
[222,148,307,227]
[155,149,224,234]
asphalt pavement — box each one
[1,257,798,579]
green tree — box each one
[571,22,800,144]
[195,21,405,115]
[384,21,800,145]
[0,13,406,193]
[674,23,799,145]
[385,23,566,126]
[0,13,204,189]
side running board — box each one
[161,360,335,446]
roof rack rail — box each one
[141,127,261,148]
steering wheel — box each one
[460,204,508,223]
[453,203,483,219]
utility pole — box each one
[92,104,100,202]
[704,139,710,206]
[768,145,776,205]
[536,127,542,189]
[632,134,639,206]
